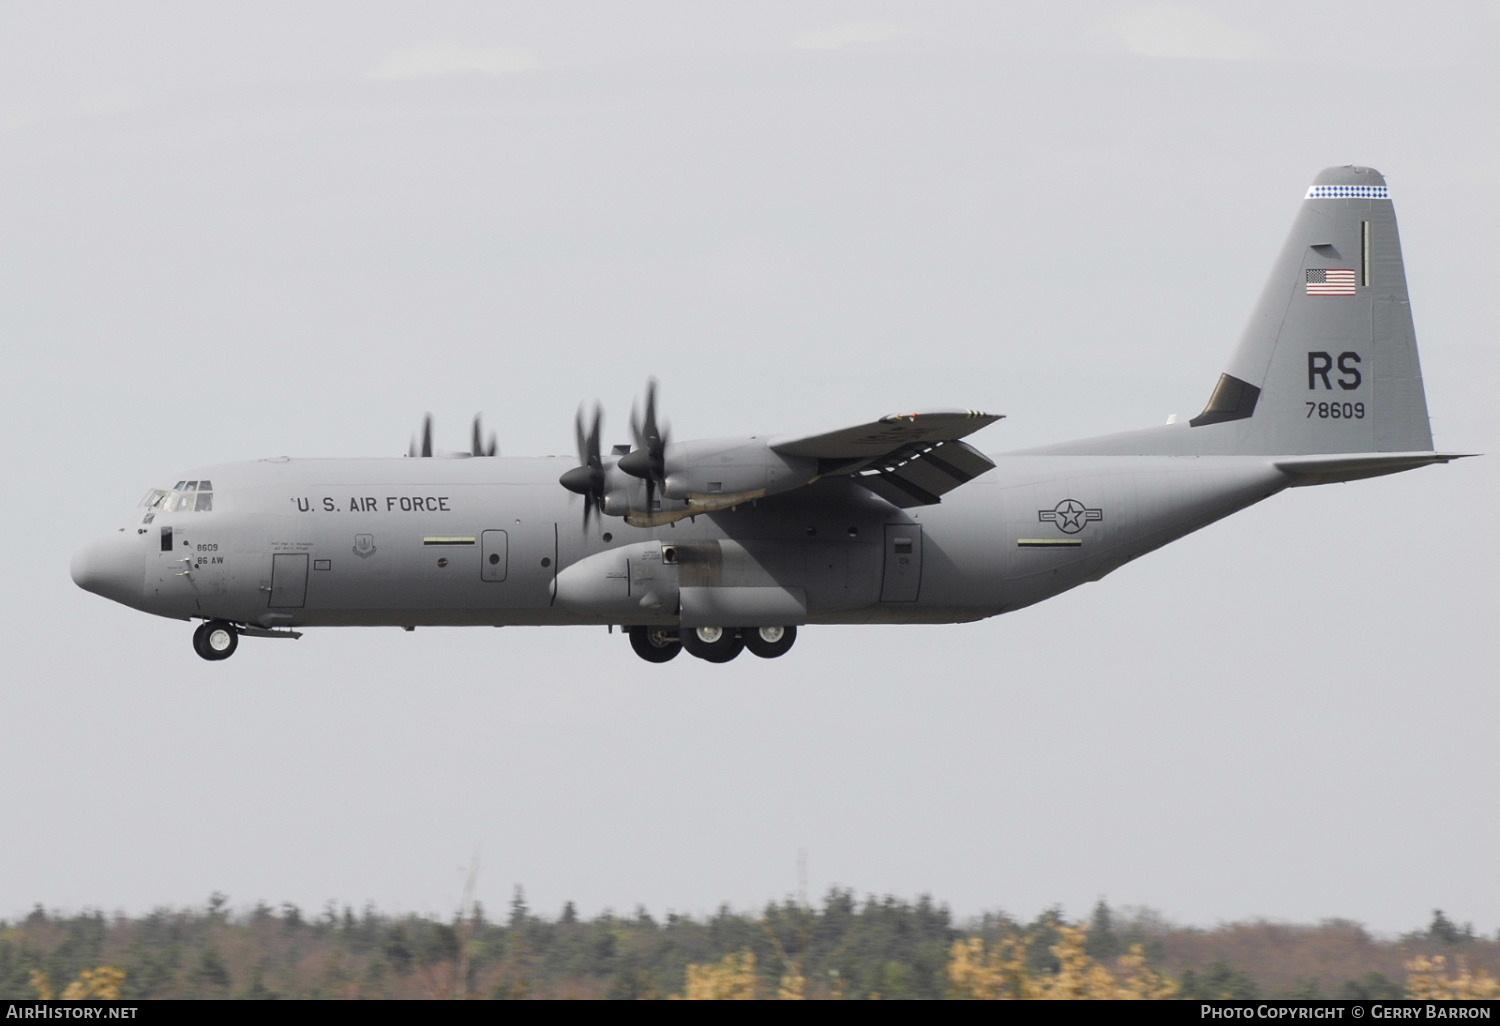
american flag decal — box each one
[1306,268,1356,296]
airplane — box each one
[71,166,1467,664]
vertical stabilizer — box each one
[1030,167,1440,459]
[1191,165,1432,454]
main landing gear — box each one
[628,626,682,663]
[192,619,239,661]
[627,625,798,664]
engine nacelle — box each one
[661,438,819,506]
[594,440,819,527]
[600,466,691,524]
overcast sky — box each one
[3,2,1495,937]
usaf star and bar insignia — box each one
[1017,499,1103,548]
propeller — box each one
[619,379,670,513]
[471,414,497,457]
[558,402,605,531]
[407,414,434,457]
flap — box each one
[851,439,996,507]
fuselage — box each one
[71,451,1291,631]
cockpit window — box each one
[141,482,214,516]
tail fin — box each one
[1193,164,1432,454]
[1033,166,1438,458]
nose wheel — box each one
[192,620,239,661]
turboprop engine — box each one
[618,437,819,518]
[560,382,821,527]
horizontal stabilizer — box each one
[1274,451,1473,486]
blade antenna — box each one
[421,414,433,458]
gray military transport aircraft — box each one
[72,166,1465,664]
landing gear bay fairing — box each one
[73,167,1465,663]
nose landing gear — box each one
[192,620,239,661]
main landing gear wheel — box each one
[744,625,797,659]
[192,620,239,661]
[681,626,745,663]
[629,626,681,663]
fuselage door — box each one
[478,524,555,606]
[880,524,923,602]
[269,552,309,608]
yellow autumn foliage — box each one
[949,925,1178,1000]
[1405,955,1500,1000]
[31,966,127,1000]
[776,968,808,1000]
[675,919,1500,1001]
[679,949,761,1000]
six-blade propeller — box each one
[403,387,665,531]
[557,381,670,531]
[619,378,670,515]
[407,414,497,458]
[559,402,605,530]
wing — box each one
[565,406,1003,527]
[772,409,1003,507]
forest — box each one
[4,893,1496,1000]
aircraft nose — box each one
[71,531,145,608]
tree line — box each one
[2,893,1495,999]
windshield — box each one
[140,480,214,518]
